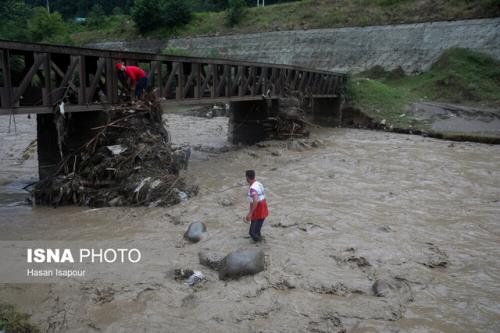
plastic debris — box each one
[106,144,127,155]
[185,271,205,286]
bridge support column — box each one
[229,99,276,145]
[36,111,107,180]
[37,114,61,180]
[311,97,343,126]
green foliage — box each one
[0,304,41,333]
[24,0,133,17]
[168,0,500,39]
[26,7,69,43]
[186,0,227,12]
[112,6,124,15]
[132,0,192,32]
[0,0,32,40]
[70,15,137,45]
[349,48,500,129]
[87,4,106,27]
[348,76,411,127]
[131,0,164,32]
[163,0,193,26]
[2,0,499,47]
[226,0,247,27]
[403,48,500,104]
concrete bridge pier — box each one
[311,97,343,126]
[228,99,278,145]
[37,111,107,180]
[37,114,61,180]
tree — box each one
[0,0,32,40]
[131,0,165,32]
[87,3,106,27]
[226,0,246,27]
[131,0,192,32]
[26,7,68,43]
[112,6,124,15]
[163,0,192,26]
[24,0,135,17]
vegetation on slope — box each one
[348,48,500,129]
[1,0,499,45]
[174,0,500,38]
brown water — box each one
[0,114,499,332]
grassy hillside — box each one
[176,0,500,37]
[70,0,500,44]
[348,48,500,129]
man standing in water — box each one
[245,170,269,242]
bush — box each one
[132,0,192,32]
[112,6,124,16]
[226,0,247,27]
[131,0,164,32]
[87,4,106,28]
[165,0,193,26]
[0,0,32,40]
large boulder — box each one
[184,222,206,243]
[218,249,265,280]
[199,250,225,271]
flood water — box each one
[0,113,499,332]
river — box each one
[0,113,499,332]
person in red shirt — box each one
[245,170,269,242]
[116,63,148,99]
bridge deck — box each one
[0,40,345,116]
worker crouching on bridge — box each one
[116,63,148,99]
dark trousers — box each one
[135,76,148,98]
[249,219,265,241]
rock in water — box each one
[218,249,265,280]
[372,279,393,297]
[184,222,206,243]
[199,250,225,271]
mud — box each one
[1,114,500,332]
[409,102,500,138]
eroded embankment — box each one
[341,103,500,144]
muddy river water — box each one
[0,113,499,332]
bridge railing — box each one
[0,40,345,115]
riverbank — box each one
[345,48,500,142]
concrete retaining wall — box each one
[166,18,500,73]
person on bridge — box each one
[116,63,148,99]
[244,170,269,242]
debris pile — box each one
[30,94,197,207]
[263,96,311,140]
[188,103,228,118]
